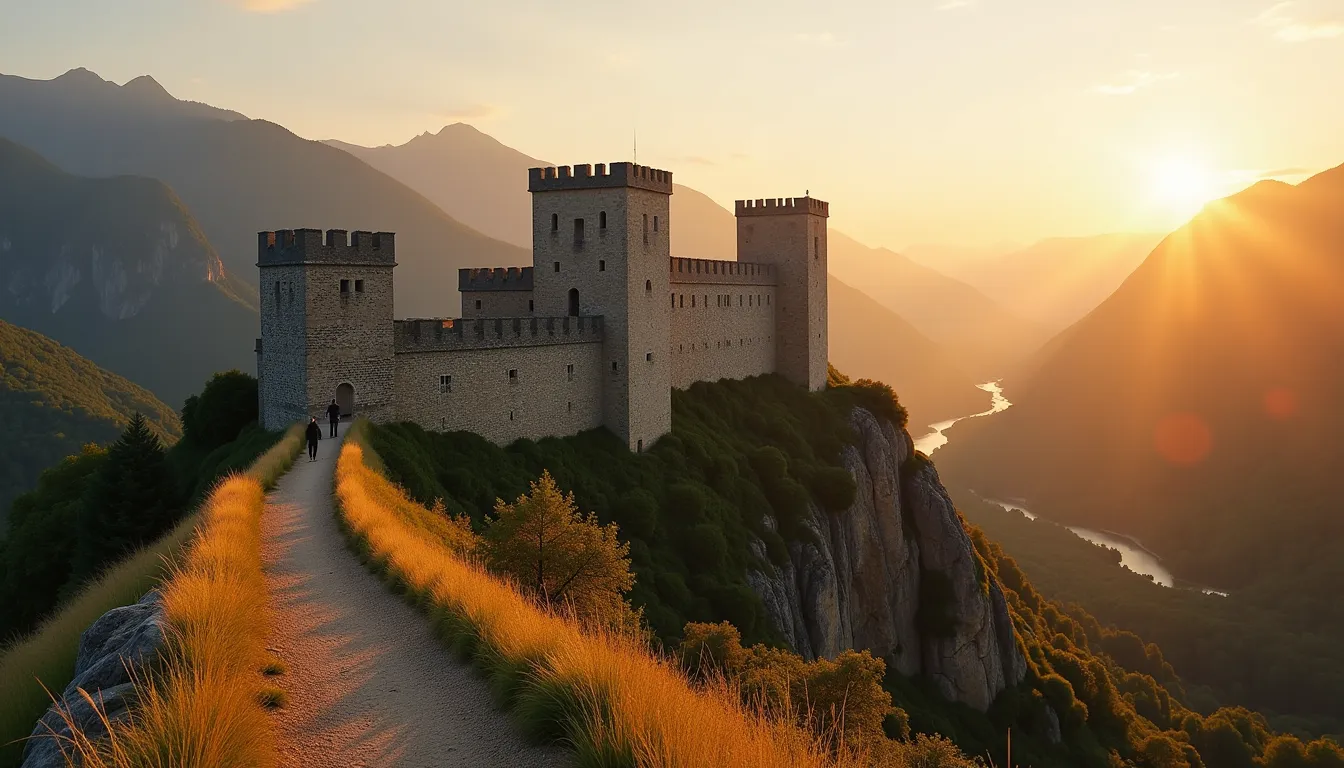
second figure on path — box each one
[327,399,341,438]
[306,417,321,462]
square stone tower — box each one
[256,229,396,429]
[735,197,829,391]
[528,163,673,451]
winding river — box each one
[915,384,1227,596]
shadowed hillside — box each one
[0,138,257,407]
[0,69,529,319]
[938,166,1344,730]
[0,320,180,527]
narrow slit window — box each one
[645,279,652,293]
[574,218,585,246]
[653,215,659,232]
[554,261,561,273]
[529,299,535,312]
[566,363,574,381]
[274,281,280,303]
[551,213,559,231]
[600,211,607,229]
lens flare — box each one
[1152,412,1212,466]
[1264,387,1298,420]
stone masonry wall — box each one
[302,263,396,423]
[669,279,776,389]
[460,289,534,319]
[393,341,604,443]
[258,264,308,429]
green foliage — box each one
[483,471,637,627]
[72,414,178,582]
[0,372,281,646]
[0,320,179,525]
[370,373,884,644]
[181,370,258,449]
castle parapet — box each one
[394,315,604,353]
[258,229,397,266]
[458,266,535,292]
[669,258,778,286]
[734,197,829,218]
[528,162,673,195]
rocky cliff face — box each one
[746,407,1026,712]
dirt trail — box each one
[261,425,567,768]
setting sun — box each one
[1148,153,1219,216]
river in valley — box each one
[915,384,1227,596]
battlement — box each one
[669,257,778,286]
[528,162,673,195]
[394,315,604,353]
[458,266,535,292]
[734,197,829,218]
[258,229,397,266]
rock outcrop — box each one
[746,407,1026,712]
[21,591,167,768]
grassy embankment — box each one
[0,424,302,767]
[335,420,869,767]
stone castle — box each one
[255,161,828,451]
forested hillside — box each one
[0,320,179,526]
[368,373,1340,767]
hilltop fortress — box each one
[255,162,828,451]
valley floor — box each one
[260,425,565,767]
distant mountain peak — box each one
[122,74,171,99]
[54,67,106,86]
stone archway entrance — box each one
[335,382,355,418]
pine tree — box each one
[73,413,178,580]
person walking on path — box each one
[305,417,322,462]
[326,399,342,438]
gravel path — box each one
[261,425,567,768]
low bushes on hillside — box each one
[334,425,975,767]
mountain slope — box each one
[826,234,1047,378]
[955,233,1165,333]
[828,276,986,429]
[0,138,258,407]
[0,70,530,319]
[0,319,180,525]
[939,164,1344,595]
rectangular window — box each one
[642,213,648,245]
[645,352,653,362]
[439,374,452,393]
[670,293,675,308]
[599,260,606,272]
[340,279,350,293]
[568,401,573,413]
[691,295,696,308]
[475,299,482,310]
[574,218,585,246]
[814,236,819,260]
[554,261,561,273]
[600,211,607,229]
[551,213,558,231]
[355,279,365,293]
[654,215,659,232]
[679,294,684,308]
[508,368,518,382]
[528,299,535,312]
[566,363,574,381]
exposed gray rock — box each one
[746,407,1026,713]
[21,591,166,768]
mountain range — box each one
[0,138,257,408]
[939,164,1344,598]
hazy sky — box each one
[3,0,1343,250]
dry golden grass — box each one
[336,424,866,768]
[44,424,303,768]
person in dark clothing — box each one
[326,399,342,437]
[306,417,321,461]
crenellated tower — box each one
[529,162,673,451]
[255,229,396,429]
[735,197,829,391]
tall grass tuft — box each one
[8,424,302,768]
[335,421,866,767]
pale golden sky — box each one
[3,0,1343,250]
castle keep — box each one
[256,162,828,450]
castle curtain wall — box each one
[668,258,777,390]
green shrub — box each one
[181,370,258,448]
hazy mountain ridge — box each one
[0,69,531,320]
[0,138,258,407]
[938,163,1344,592]
[0,318,180,526]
